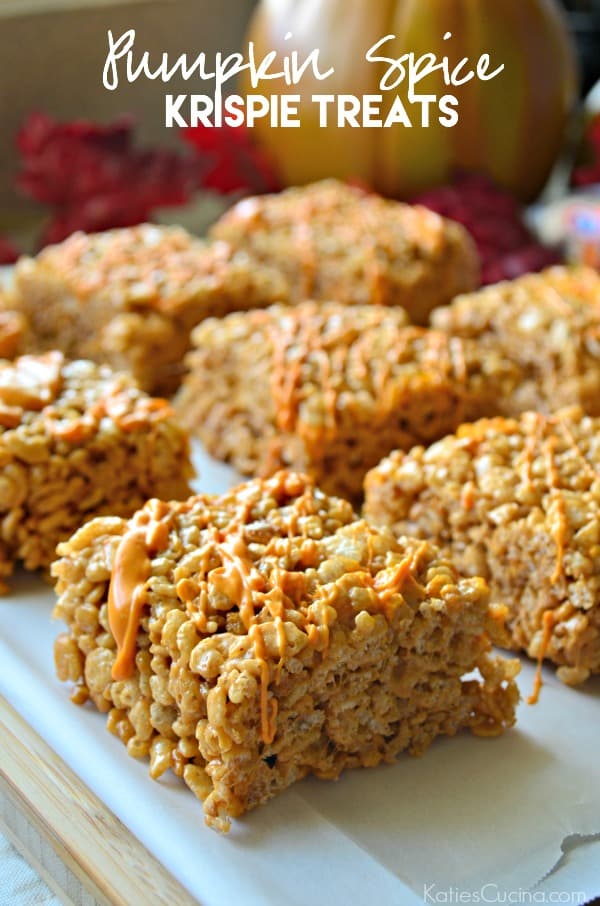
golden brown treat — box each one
[8,225,288,395]
[175,301,518,500]
[364,408,600,686]
[210,179,480,324]
[431,267,600,416]
[0,351,192,590]
[52,472,519,832]
[0,309,27,359]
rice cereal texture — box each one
[0,350,192,589]
[210,179,480,324]
[431,266,600,416]
[364,408,600,686]
[52,472,519,832]
[8,224,289,395]
[175,301,519,500]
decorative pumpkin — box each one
[242,0,579,201]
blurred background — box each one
[0,0,256,211]
[2,0,600,277]
[562,0,600,93]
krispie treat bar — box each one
[8,225,288,395]
[364,408,600,687]
[175,302,518,500]
[52,472,519,832]
[431,267,600,416]
[210,179,480,324]
[0,351,192,589]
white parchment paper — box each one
[0,446,598,905]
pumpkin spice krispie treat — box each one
[8,224,288,395]
[210,179,480,324]
[431,266,600,416]
[0,350,192,590]
[364,408,600,687]
[52,472,520,832]
[175,301,519,500]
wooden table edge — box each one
[0,694,201,906]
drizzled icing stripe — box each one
[106,484,432,744]
[269,309,466,443]
[527,610,557,706]
[108,499,175,681]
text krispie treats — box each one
[210,179,480,324]
[431,267,600,416]
[8,224,288,395]
[0,351,192,589]
[175,301,518,500]
[365,408,600,686]
[52,472,519,832]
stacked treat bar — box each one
[6,177,600,831]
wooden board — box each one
[0,694,201,906]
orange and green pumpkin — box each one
[242,0,579,201]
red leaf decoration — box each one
[182,122,280,195]
[415,173,562,285]
[16,113,198,247]
[0,236,19,265]
[572,113,600,189]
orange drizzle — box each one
[270,316,306,434]
[269,309,345,441]
[145,516,170,551]
[248,623,278,744]
[108,532,152,681]
[108,501,174,680]
[371,541,428,617]
[51,383,174,444]
[269,309,463,456]
[106,483,436,746]
[107,496,293,743]
[211,533,290,743]
[373,558,412,614]
[291,189,388,304]
[216,535,265,629]
[308,584,338,650]
[527,609,557,705]
[0,404,24,429]
[461,481,476,512]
